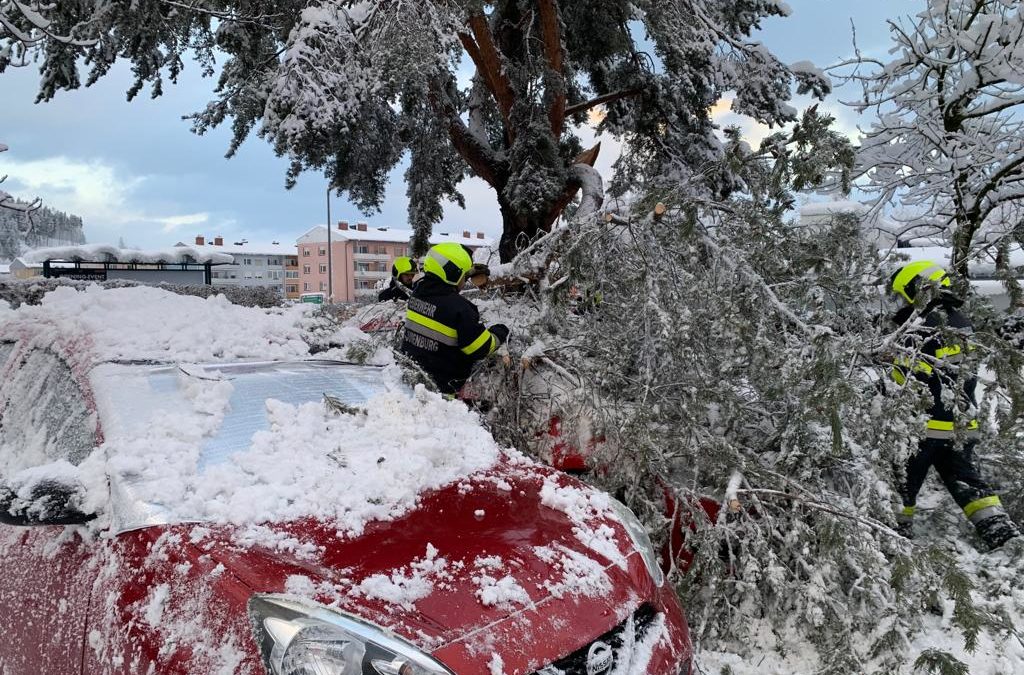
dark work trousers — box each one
[901,438,993,510]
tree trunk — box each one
[497,196,548,263]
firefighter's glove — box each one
[490,323,510,344]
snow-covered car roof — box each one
[0,284,312,366]
[90,360,503,534]
[0,284,507,536]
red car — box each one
[0,292,693,675]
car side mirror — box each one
[0,478,96,526]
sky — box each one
[0,0,904,250]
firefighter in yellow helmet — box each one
[889,260,1019,550]
[378,256,417,302]
[401,243,509,394]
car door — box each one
[0,344,100,675]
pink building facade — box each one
[295,221,491,303]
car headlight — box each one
[610,498,665,587]
[248,595,454,675]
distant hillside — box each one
[0,203,86,260]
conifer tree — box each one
[1,1,827,260]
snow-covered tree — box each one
[835,0,1024,279]
[1,1,829,261]
[471,109,1024,672]
[0,142,41,215]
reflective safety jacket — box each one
[891,298,979,439]
[401,275,503,394]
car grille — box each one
[533,604,658,675]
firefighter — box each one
[889,260,1020,550]
[377,256,417,302]
[401,243,509,395]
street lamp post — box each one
[326,183,333,303]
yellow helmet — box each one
[890,260,951,304]
[422,243,473,285]
[391,256,415,277]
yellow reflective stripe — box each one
[891,368,906,385]
[936,345,962,359]
[461,330,495,356]
[964,495,1001,518]
[406,310,457,338]
[902,506,916,517]
[925,419,978,431]
[893,356,932,375]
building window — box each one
[319,264,327,273]
[287,285,298,293]
[318,247,327,256]
[302,248,311,257]
[394,247,407,257]
[376,245,388,255]
[286,257,298,266]
[355,245,369,254]
[286,271,299,279]
[319,282,327,291]
[303,282,310,291]
[243,258,252,265]
[303,265,311,274]
[268,258,280,266]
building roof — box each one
[880,245,1024,280]
[21,244,234,265]
[177,240,297,257]
[297,225,493,247]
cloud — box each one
[156,212,210,232]
[1,154,143,223]
[710,95,865,150]
[0,152,219,244]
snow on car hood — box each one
[88,361,502,535]
[175,459,650,670]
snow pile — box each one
[3,284,311,364]
[96,384,502,535]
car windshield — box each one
[92,361,398,531]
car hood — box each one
[189,458,660,670]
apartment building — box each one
[295,221,492,303]
[179,235,301,299]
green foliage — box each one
[475,109,1024,673]
[913,649,969,675]
[2,1,821,259]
